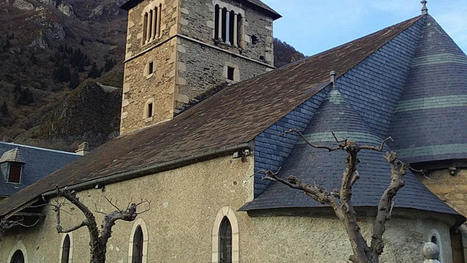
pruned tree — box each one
[263,129,407,263]
[52,187,150,263]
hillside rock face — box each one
[0,0,126,150]
[15,81,122,151]
[0,0,304,151]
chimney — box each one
[75,142,89,156]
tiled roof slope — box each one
[0,16,421,217]
[120,0,281,19]
[241,88,459,216]
[0,143,80,197]
[389,15,467,163]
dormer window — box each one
[0,148,25,184]
[214,3,243,47]
[8,163,22,183]
[143,3,162,44]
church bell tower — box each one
[120,0,281,134]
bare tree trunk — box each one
[263,130,407,263]
[52,187,149,263]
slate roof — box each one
[0,16,423,217]
[240,88,459,216]
[0,142,80,197]
[120,0,282,19]
[389,16,467,163]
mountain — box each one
[273,38,306,67]
[0,0,305,152]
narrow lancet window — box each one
[10,250,25,263]
[61,234,71,263]
[143,13,148,43]
[221,8,227,42]
[132,226,144,263]
[219,217,232,263]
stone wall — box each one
[125,0,179,60]
[121,0,180,134]
[419,168,467,217]
[120,37,177,134]
[176,37,271,106]
[419,168,467,262]
[0,154,457,263]
[179,0,274,65]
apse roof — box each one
[0,15,421,217]
[240,88,459,216]
[388,16,467,164]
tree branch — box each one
[283,129,341,152]
[358,137,393,152]
[370,152,407,258]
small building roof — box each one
[0,142,80,197]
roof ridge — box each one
[0,142,80,156]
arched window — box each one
[61,234,71,263]
[219,217,232,263]
[142,3,162,44]
[132,226,144,263]
[128,219,148,263]
[212,207,239,263]
[10,250,24,263]
[213,3,243,47]
[429,230,443,262]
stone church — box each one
[1,0,466,262]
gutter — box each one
[42,142,253,198]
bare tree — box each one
[263,129,407,263]
[51,187,150,263]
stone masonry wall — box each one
[179,0,274,65]
[176,37,271,106]
[419,168,467,262]
[0,155,456,263]
[121,0,179,134]
[125,0,179,60]
[120,38,177,134]
[420,168,467,217]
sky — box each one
[262,0,467,56]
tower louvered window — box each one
[214,4,242,47]
[219,217,232,263]
[143,4,162,44]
